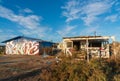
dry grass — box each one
[0,52,120,81]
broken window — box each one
[89,42,101,47]
[67,42,72,48]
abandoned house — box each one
[2,36,54,55]
[58,36,114,58]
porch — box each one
[63,36,110,59]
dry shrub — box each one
[37,56,120,81]
[39,68,52,81]
[114,74,120,81]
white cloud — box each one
[57,25,76,36]
[61,0,81,23]
[81,16,97,26]
[23,8,33,13]
[0,5,41,29]
[81,1,113,26]
[62,0,116,26]
[0,34,16,42]
[0,29,14,33]
[19,27,52,38]
[0,5,52,39]
[80,26,99,35]
[105,14,118,22]
[0,29,16,44]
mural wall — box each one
[6,39,39,55]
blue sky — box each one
[0,0,120,43]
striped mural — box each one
[6,39,39,55]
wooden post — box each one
[113,42,116,60]
[86,38,89,62]
[111,36,116,60]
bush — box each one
[38,56,120,81]
[0,46,5,55]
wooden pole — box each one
[86,38,89,62]
[113,42,116,61]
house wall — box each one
[6,38,39,55]
[62,38,110,58]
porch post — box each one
[113,42,116,60]
[86,38,89,62]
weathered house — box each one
[2,36,54,55]
[58,36,114,58]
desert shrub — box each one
[103,58,120,81]
[39,68,53,81]
[88,69,106,81]
[38,55,120,81]
[0,46,5,55]
[114,74,120,81]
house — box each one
[58,36,114,58]
[2,36,54,55]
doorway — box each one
[73,41,80,51]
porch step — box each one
[75,54,86,60]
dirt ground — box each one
[0,55,56,81]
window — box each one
[67,42,72,47]
[89,42,101,47]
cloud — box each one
[105,14,118,22]
[19,27,52,38]
[62,0,116,26]
[61,0,81,23]
[23,8,33,13]
[0,5,42,29]
[0,5,52,39]
[0,29,16,43]
[57,25,76,36]
[80,26,99,35]
[81,1,113,26]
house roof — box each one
[63,36,110,41]
[1,36,44,43]
[63,36,102,39]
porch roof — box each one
[63,36,110,41]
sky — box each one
[0,0,120,44]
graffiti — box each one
[6,39,39,55]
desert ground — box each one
[0,55,56,81]
[0,54,119,81]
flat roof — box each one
[63,36,110,41]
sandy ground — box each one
[0,55,56,81]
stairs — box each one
[72,50,86,60]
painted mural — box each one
[6,39,39,55]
